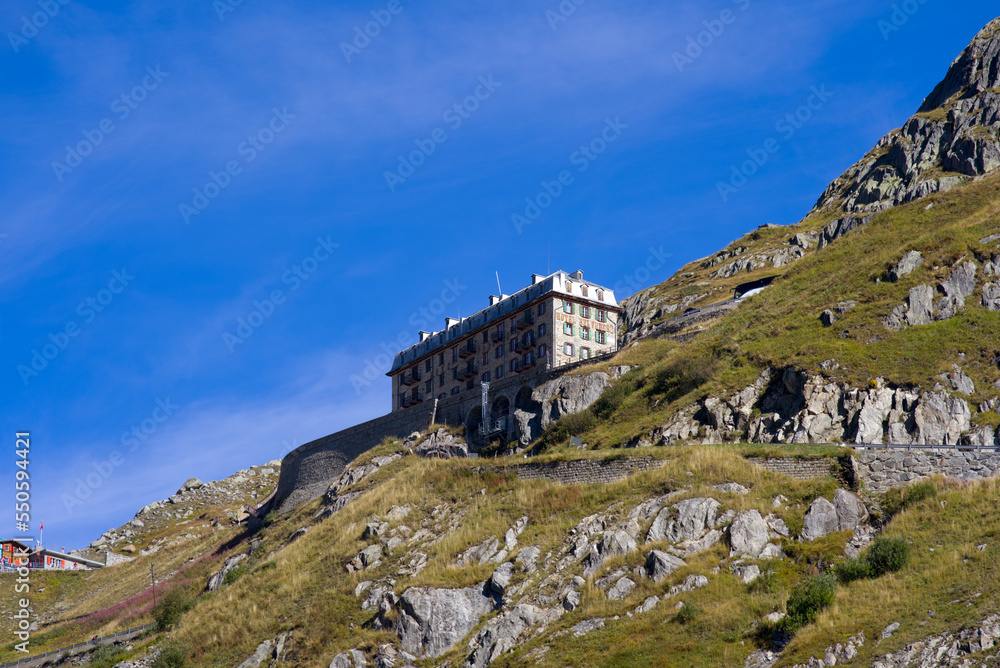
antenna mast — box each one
[496,271,502,296]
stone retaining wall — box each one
[745,456,839,480]
[486,457,664,486]
[271,362,601,512]
[853,448,1000,495]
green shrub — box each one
[151,641,188,668]
[590,370,647,420]
[223,564,248,585]
[785,575,836,632]
[835,557,871,583]
[675,602,699,625]
[648,357,718,404]
[865,537,911,577]
[262,511,279,527]
[153,589,193,631]
[88,643,125,667]
[534,409,597,453]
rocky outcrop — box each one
[885,261,980,330]
[515,371,610,443]
[206,553,248,592]
[888,250,924,282]
[813,22,1000,216]
[871,615,1000,668]
[464,604,561,668]
[801,489,868,541]
[644,366,991,448]
[374,584,499,659]
[413,428,469,459]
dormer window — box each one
[581,285,589,297]
[597,289,604,301]
[565,281,573,293]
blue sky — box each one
[2,0,997,550]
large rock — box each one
[647,498,720,544]
[329,650,367,668]
[833,489,869,532]
[889,251,924,281]
[464,605,561,668]
[983,283,1000,311]
[646,550,686,583]
[802,497,839,541]
[914,392,971,445]
[376,585,498,658]
[905,285,935,326]
[729,510,769,558]
[177,477,203,494]
[238,640,273,668]
[532,371,610,429]
[416,428,469,459]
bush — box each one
[648,357,718,404]
[223,564,248,585]
[675,602,699,625]
[153,589,193,631]
[88,643,125,667]
[151,641,188,668]
[262,511,279,527]
[785,575,836,632]
[835,557,871,584]
[865,537,911,577]
[590,370,647,420]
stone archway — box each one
[490,396,511,437]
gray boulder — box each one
[416,428,469,459]
[533,371,610,430]
[833,489,869,532]
[177,477,203,494]
[489,563,514,596]
[983,283,1000,311]
[889,251,924,281]
[329,650,367,668]
[914,391,971,445]
[237,640,272,668]
[376,584,498,658]
[729,510,769,558]
[802,497,839,541]
[647,497,720,544]
[940,261,978,300]
[905,285,935,326]
[646,550,686,583]
[606,576,635,601]
[820,310,837,327]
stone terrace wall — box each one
[854,448,1000,495]
[485,457,665,486]
[745,456,838,481]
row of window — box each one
[565,282,604,302]
[563,343,594,359]
[561,323,607,344]
[561,301,608,322]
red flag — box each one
[40,521,43,530]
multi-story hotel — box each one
[388,271,622,412]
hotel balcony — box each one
[515,312,535,331]
[458,340,478,359]
[399,391,423,408]
[514,334,535,354]
[400,368,422,387]
[457,362,479,381]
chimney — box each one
[489,295,501,306]
[570,270,583,280]
[445,317,460,329]
[418,331,431,342]
[531,274,544,285]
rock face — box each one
[375,585,498,658]
[515,371,610,443]
[640,366,988,448]
[888,250,924,282]
[415,428,469,459]
[812,19,1000,216]
[646,550,686,582]
[464,604,561,668]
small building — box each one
[28,548,103,571]
[388,270,622,412]
[1,540,30,570]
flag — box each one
[40,521,43,530]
